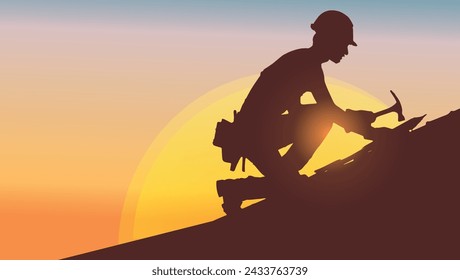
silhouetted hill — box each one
[69,109,460,259]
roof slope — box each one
[69,110,460,260]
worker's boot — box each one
[217,179,243,215]
[216,176,270,215]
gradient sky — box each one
[0,1,459,259]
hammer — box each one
[374,90,405,121]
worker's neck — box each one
[309,45,330,64]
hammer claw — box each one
[375,90,405,121]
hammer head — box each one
[390,90,405,121]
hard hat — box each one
[311,10,357,46]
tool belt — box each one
[213,110,247,171]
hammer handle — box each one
[375,105,395,117]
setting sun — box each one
[119,76,400,243]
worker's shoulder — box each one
[274,48,318,66]
[278,48,311,59]
[264,48,317,72]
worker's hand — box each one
[341,109,376,135]
[345,109,376,125]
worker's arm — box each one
[311,80,378,139]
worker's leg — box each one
[219,142,303,214]
[217,113,311,215]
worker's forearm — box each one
[337,108,376,139]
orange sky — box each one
[0,17,459,259]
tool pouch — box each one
[213,110,246,171]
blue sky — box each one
[1,0,459,35]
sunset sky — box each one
[0,1,459,259]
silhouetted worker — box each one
[214,10,386,214]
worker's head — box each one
[311,10,357,63]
